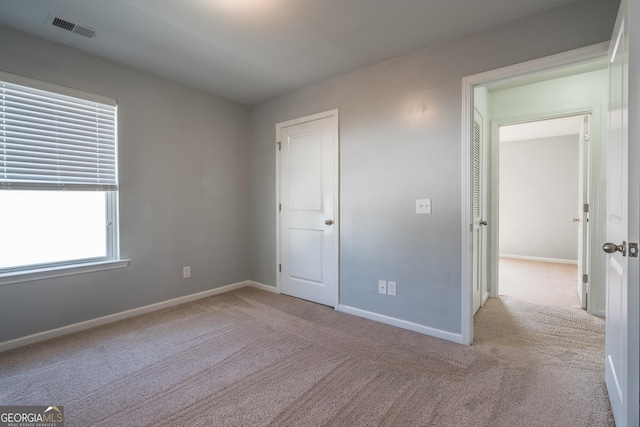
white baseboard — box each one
[499,254,578,265]
[1,280,463,352]
[247,281,279,293]
[337,304,463,344]
[0,280,251,353]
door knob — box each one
[324,219,334,226]
[602,241,626,256]
[572,217,580,222]
[480,220,488,226]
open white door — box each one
[277,110,339,307]
[472,109,488,314]
[604,1,639,425]
[577,115,590,309]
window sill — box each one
[0,259,130,286]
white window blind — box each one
[0,76,117,191]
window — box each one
[0,72,126,283]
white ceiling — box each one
[500,115,585,142]
[0,0,579,105]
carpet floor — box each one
[499,257,581,309]
[0,287,613,426]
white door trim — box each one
[460,42,609,345]
[275,109,340,307]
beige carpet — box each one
[499,257,582,309]
[0,287,613,426]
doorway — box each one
[481,64,609,319]
[460,42,610,345]
[497,115,589,310]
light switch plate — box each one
[416,199,432,214]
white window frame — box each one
[0,71,128,285]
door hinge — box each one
[583,203,589,213]
[629,243,639,258]
[279,203,281,212]
[584,132,591,142]
[279,264,282,272]
[584,275,589,296]
[277,141,281,151]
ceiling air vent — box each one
[47,14,99,39]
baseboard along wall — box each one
[0,280,466,352]
[0,280,278,353]
[499,254,578,265]
[337,304,464,344]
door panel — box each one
[278,112,338,307]
[606,256,624,403]
[289,133,323,211]
[289,229,323,283]
[605,2,632,425]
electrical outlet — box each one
[183,266,191,278]
[388,281,397,296]
[378,280,387,294]
[416,199,432,214]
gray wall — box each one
[0,26,250,342]
[499,135,580,261]
[248,0,618,334]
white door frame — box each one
[460,42,608,345]
[275,109,340,307]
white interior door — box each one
[604,2,638,425]
[472,109,487,314]
[277,110,339,307]
[577,114,590,309]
